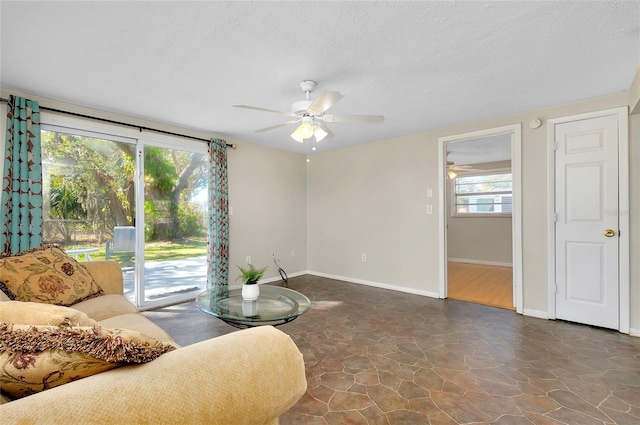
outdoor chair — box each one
[105,226,136,265]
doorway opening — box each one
[438,124,523,313]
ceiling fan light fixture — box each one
[290,126,305,143]
[291,117,315,142]
[448,170,457,179]
[299,118,314,139]
[314,124,328,142]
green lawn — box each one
[65,238,207,262]
[144,239,207,261]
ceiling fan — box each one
[233,80,384,143]
[446,152,475,179]
[447,162,474,172]
[447,164,470,180]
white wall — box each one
[307,136,439,295]
[0,89,308,282]
[307,91,639,332]
[227,140,307,281]
[447,216,512,265]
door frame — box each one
[438,124,523,313]
[546,107,629,333]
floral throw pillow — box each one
[0,323,177,399]
[0,246,104,306]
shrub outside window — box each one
[453,171,512,216]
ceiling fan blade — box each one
[233,104,297,117]
[322,114,384,123]
[255,120,299,133]
[449,165,474,171]
[307,90,344,115]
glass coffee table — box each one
[195,285,311,329]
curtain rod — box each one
[0,96,236,149]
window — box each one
[41,126,137,247]
[453,171,512,216]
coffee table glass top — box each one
[195,285,311,328]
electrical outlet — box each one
[291,250,295,257]
[362,253,367,262]
[229,206,233,216]
[245,256,251,264]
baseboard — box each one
[448,258,513,267]
[306,270,441,299]
[260,271,307,284]
[264,273,639,337]
[522,308,548,319]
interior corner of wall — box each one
[630,68,640,115]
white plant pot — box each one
[242,284,260,301]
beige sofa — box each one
[0,260,307,425]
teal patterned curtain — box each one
[207,138,229,297]
[1,95,43,254]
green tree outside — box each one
[41,129,208,260]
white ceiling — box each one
[1,1,638,155]
[447,134,512,166]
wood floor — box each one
[447,260,514,310]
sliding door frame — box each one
[40,112,209,310]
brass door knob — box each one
[604,229,616,237]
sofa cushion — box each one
[0,323,176,399]
[0,301,98,327]
[72,294,138,321]
[0,246,103,306]
[98,314,177,346]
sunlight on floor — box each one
[311,300,344,310]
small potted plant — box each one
[237,264,267,301]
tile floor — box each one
[143,275,640,425]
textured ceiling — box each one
[447,134,512,166]
[1,1,638,155]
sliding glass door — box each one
[139,144,208,307]
[41,123,208,309]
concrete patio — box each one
[121,256,207,305]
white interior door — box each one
[554,115,619,329]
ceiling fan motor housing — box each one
[292,100,313,115]
[293,80,317,114]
